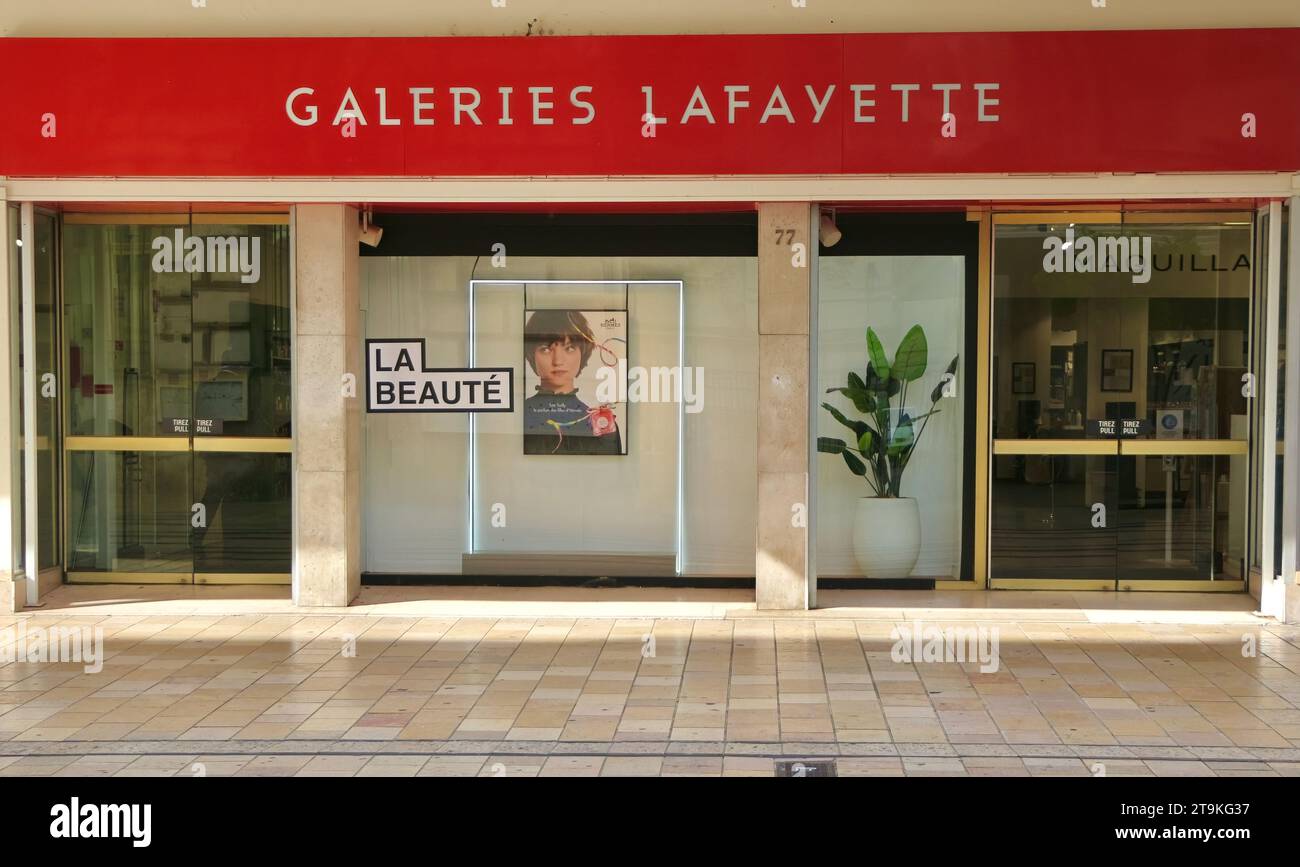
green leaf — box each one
[864,362,887,393]
[844,372,875,413]
[866,328,891,381]
[821,402,868,439]
[887,418,915,456]
[841,450,867,476]
[893,324,928,382]
[856,429,874,454]
[844,389,873,413]
[817,436,847,454]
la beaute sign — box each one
[1,30,1297,176]
[366,339,513,413]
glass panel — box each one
[1276,208,1288,573]
[816,255,967,579]
[190,221,291,437]
[193,452,291,573]
[1286,206,1294,574]
[7,206,21,574]
[993,215,1256,584]
[994,220,1252,442]
[363,247,760,578]
[34,213,60,568]
[1248,207,1275,574]
[67,451,192,574]
[63,220,192,437]
[1118,455,1243,581]
[992,455,1117,579]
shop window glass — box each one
[991,217,1252,583]
[362,247,758,578]
[815,252,968,580]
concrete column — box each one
[756,202,812,610]
[293,205,362,607]
[0,192,19,613]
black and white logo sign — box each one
[366,339,513,413]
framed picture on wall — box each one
[1101,349,1133,392]
[522,308,628,455]
[1011,362,1035,395]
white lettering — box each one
[286,86,318,126]
[850,84,876,123]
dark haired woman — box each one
[522,309,622,455]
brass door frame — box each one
[983,208,1255,592]
[59,212,292,586]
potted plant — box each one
[817,324,959,578]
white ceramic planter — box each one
[852,497,921,578]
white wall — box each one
[5,1,1296,37]
[360,257,471,573]
[816,256,966,579]
[361,254,758,576]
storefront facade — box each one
[1,27,1298,620]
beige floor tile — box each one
[837,758,905,777]
[236,755,315,776]
[661,756,723,776]
[600,757,665,777]
[417,756,488,777]
[295,756,371,777]
[540,756,604,777]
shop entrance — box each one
[989,212,1256,590]
[60,214,293,585]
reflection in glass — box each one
[1118,455,1242,580]
[10,210,61,572]
[34,213,60,568]
[993,222,1251,442]
[991,455,1117,579]
[67,451,192,574]
[193,453,291,573]
[190,222,292,437]
[8,206,23,573]
[62,220,192,437]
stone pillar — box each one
[294,205,362,607]
[0,190,19,613]
[755,202,812,610]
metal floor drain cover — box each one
[775,760,837,777]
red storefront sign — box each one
[1,30,1297,177]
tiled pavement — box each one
[3,606,1300,777]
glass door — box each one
[187,216,292,583]
[990,212,1252,590]
[62,213,291,584]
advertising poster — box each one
[522,309,627,455]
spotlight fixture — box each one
[359,208,383,248]
[818,208,842,248]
